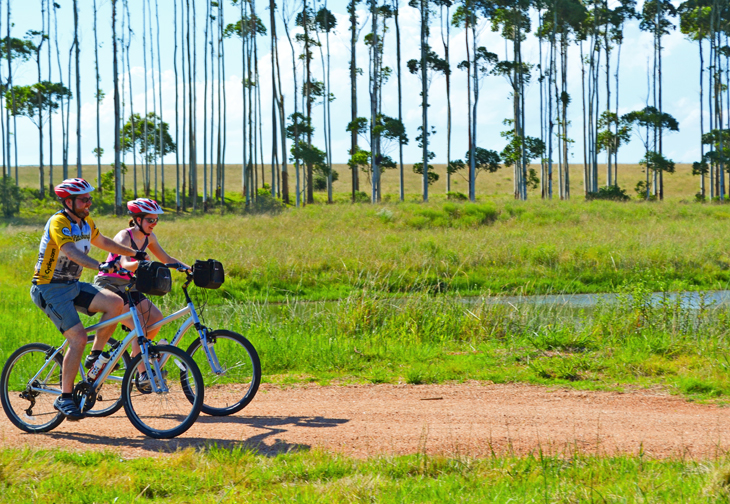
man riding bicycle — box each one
[30,178,143,421]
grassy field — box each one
[13,160,702,200]
[2,447,730,503]
[3,164,728,493]
[4,197,730,299]
[2,280,730,400]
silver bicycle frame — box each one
[147,300,224,375]
[27,283,224,403]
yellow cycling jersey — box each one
[32,211,100,284]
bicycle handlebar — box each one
[165,263,191,273]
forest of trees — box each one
[0,0,728,214]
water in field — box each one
[464,290,730,310]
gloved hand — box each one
[134,250,148,262]
[98,257,120,273]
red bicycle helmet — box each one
[127,198,164,215]
[54,178,94,200]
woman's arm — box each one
[112,231,142,272]
[91,233,138,258]
[147,234,190,270]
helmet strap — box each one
[134,216,152,236]
[64,197,84,221]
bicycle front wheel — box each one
[84,335,131,418]
[122,345,203,439]
[186,330,261,416]
[0,343,64,433]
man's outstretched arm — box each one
[91,234,138,257]
[61,242,103,270]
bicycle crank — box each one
[72,382,97,413]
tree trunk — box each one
[326,0,333,203]
[37,14,46,198]
[203,0,210,209]
[283,4,300,207]
[441,2,451,195]
[395,0,404,202]
[420,0,428,202]
[465,8,472,199]
[154,0,164,206]
[470,14,477,201]
[113,0,122,214]
[125,1,138,199]
[7,1,16,183]
[73,0,81,178]
[47,0,53,191]
[349,0,359,200]
[174,0,180,211]
[94,0,101,193]
[370,0,380,203]
[304,0,314,204]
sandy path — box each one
[1,383,728,459]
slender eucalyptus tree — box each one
[436,0,453,193]
[348,0,367,200]
[640,0,677,199]
[113,0,122,214]
[94,0,102,193]
[155,0,165,206]
[73,0,80,177]
[52,1,69,180]
[492,0,535,200]
[282,0,301,206]
[124,0,138,198]
[174,0,180,211]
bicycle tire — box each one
[84,335,131,418]
[0,343,65,433]
[122,344,204,439]
[186,330,261,416]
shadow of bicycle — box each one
[45,414,350,456]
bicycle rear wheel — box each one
[84,335,131,418]
[122,345,203,439]
[186,330,261,416]
[0,343,64,433]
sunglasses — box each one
[143,217,159,224]
[76,196,93,204]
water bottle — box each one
[87,352,111,381]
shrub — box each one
[446,191,468,201]
[586,185,631,202]
[0,176,23,217]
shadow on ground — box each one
[42,414,350,456]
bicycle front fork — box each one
[198,328,224,375]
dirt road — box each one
[1,383,728,459]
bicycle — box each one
[134,261,261,417]
[0,269,205,439]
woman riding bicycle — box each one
[91,198,190,377]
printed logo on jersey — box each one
[43,248,56,275]
[61,227,71,237]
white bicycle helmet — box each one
[54,178,94,200]
[127,198,164,215]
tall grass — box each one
[3,198,730,300]
[3,281,730,398]
[1,446,729,503]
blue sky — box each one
[3,0,712,168]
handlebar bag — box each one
[193,259,225,289]
[136,261,172,296]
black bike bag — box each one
[193,259,225,289]
[136,261,172,296]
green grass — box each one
[3,279,730,399]
[6,198,730,397]
[1,446,730,502]
[4,197,730,301]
